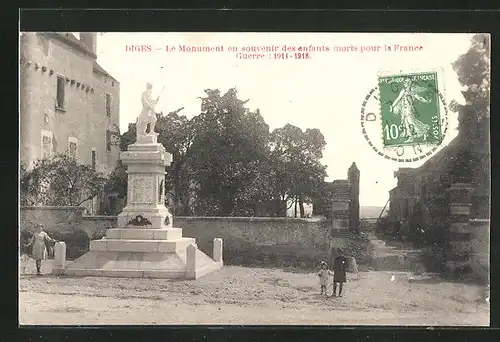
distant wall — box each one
[174,216,334,268]
[20,206,115,239]
[20,206,86,233]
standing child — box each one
[332,249,348,297]
[318,261,334,296]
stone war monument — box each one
[55,83,223,279]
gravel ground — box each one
[19,259,489,326]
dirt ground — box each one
[19,259,489,326]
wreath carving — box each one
[127,215,152,226]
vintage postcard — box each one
[19,32,490,326]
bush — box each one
[48,230,90,260]
[422,246,446,273]
[20,230,33,255]
[344,237,370,264]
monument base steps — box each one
[60,227,223,279]
[63,250,222,279]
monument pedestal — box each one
[59,136,223,279]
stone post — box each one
[445,183,474,274]
[213,238,223,263]
[329,179,351,262]
[185,244,197,279]
[347,256,359,280]
[348,162,360,233]
[53,241,66,275]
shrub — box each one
[344,235,370,264]
[20,154,107,207]
[48,230,90,260]
[422,246,446,273]
[20,230,33,255]
[375,216,392,235]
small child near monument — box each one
[318,261,334,296]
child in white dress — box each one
[318,261,334,296]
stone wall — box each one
[20,206,86,234]
[468,219,490,282]
[20,206,115,239]
[445,184,490,282]
[174,216,333,268]
[20,207,347,267]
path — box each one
[367,232,427,274]
[19,261,489,326]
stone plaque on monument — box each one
[132,175,154,203]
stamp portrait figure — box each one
[389,78,431,143]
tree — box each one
[155,109,198,215]
[188,88,271,216]
[104,160,128,198]
[20,154,107,207]
[20,161,40,206]
[452,34,490,120]
[451,33,491,213]
[108,88,330,218]
[268,124,328,217]
[119,122,137,152]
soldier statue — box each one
[137,82,163,139]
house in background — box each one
[19,32,121,214]
[388,104,490,236]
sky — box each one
[94,32,473,207]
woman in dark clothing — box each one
[332,249,348,297]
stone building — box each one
[387,104,490,276]
[388,107,490,234]
[19,32,121,213]
[388,142,458,237]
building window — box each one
[106,130,112,152]
[41,130,53,159]
[105,93,111,117]
[91,149,96,171]
[68,137,78,159]
[56,76,65,109]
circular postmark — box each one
[360,71,449,162]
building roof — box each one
[93,61,119,82]
[41,33,119,83]
[42,32,97,58]
[418,135,462,174]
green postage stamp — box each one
[378,71,443,147]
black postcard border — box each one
[9,8,499,342]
